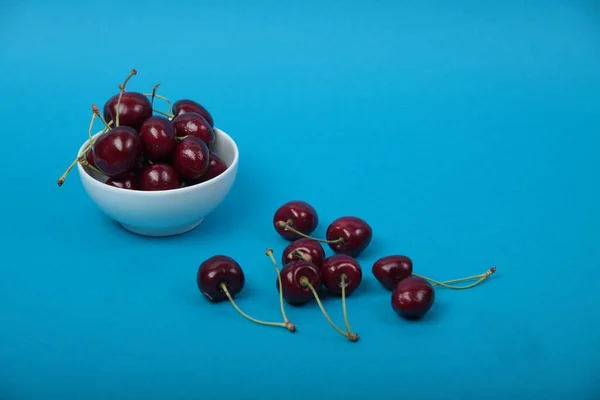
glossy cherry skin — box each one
[140,116,176,160]
[85,149,96,167]
[325,216,372,257]
[391,277,435,319]
[321,254,362,296]
[173,112,215,145]
[139,163,180,191]
[92,126,141,177]
[106,174,138,190]
[273,201,319,241]
[197,255,245,302]
[281,239,325,269]
[172,99,214,127]
[103,92,153,131]
[372,255,413,291]
[173,136,210,180]
[199,152,228,182]
[278,261,322,305]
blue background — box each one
[1,0,599,399]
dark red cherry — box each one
[139,163,180,191]
[199,152,228,182]
[106,174,138,190]
[372,255,413,290]
[273,201,319,241]
[173,137,210,180]
[92,126,141,177]
[172,99,214,127]
[277,261,322,305]
[325,216,372,257]
[197,255,244,302]
[321,254,362,296]
[85,149,96,168]
[103,92,153,131]
[140,116,176,160]
[391,277,435,319]
[281,239,325,269]
[173,112,215,145]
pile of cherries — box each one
[198,200,496,342]
[57,69,228,190]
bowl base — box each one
[119,218,204,237]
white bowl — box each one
[76,128,239,237]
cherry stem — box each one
[115,68,137,127]
[92,104,112,130]
[265,249,295,332]
[276,220,344,244]
[413,266,496,290]
[290,249,312,262]
[143,88,172,115]
[219,283,295,332]
[56,122,112,187]
[80,159,102,175]
[153,108,174,118]
[340,274,357,338]
[150,83,159,107]
[300,277,359,342]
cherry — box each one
[325,216,372,257]
[321,254,362,296]
[266,249,359,342]
[85,149,96,168]
[172,99,214,127]
[391,277,435,319]
[372,255,413,290]
[106,174,138,190]
[172,112,215,145]
[197,255,295,332]
[92,126,141,177]
[102,69,153,131]
[199,152,228,182]
[281,238,326,269]
[372,255,497,291]
[173,136,210,180]
[273,201,319,241]
[139,115,176,160]
[139,163,180,191]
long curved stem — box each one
[413,266,496,290]
[219,284,294,331]
[153,108,174,118]
[300,277,359,342]
[340,275,357,338]
[143,87,172,115]
[276,220,343,244]
[265,249,296,332]
[115,68,137,127]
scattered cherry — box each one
[173,136,210,180]
[173,112,215,145]
[139,115,176,160]
[266,249,359,342]
[92,126,141,177]
[273,201,319,241]
[139,163,180,191]
[281,239,326,269]
[372,255,413,290]
[199,152,228,182]
[172,99,214,127]
[325,216,372,257]
[321,254,362,296]
[372,254,497,290]
[391,277,435,319]
[197,255,295,332]
[106,174,138,190]
[102,69,153,131]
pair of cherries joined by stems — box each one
[57,69,227,190]
[197,200,496,342]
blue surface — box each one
[1,0,599,399]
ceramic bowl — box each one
[76,128,239,237]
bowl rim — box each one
[76,127,239,196]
